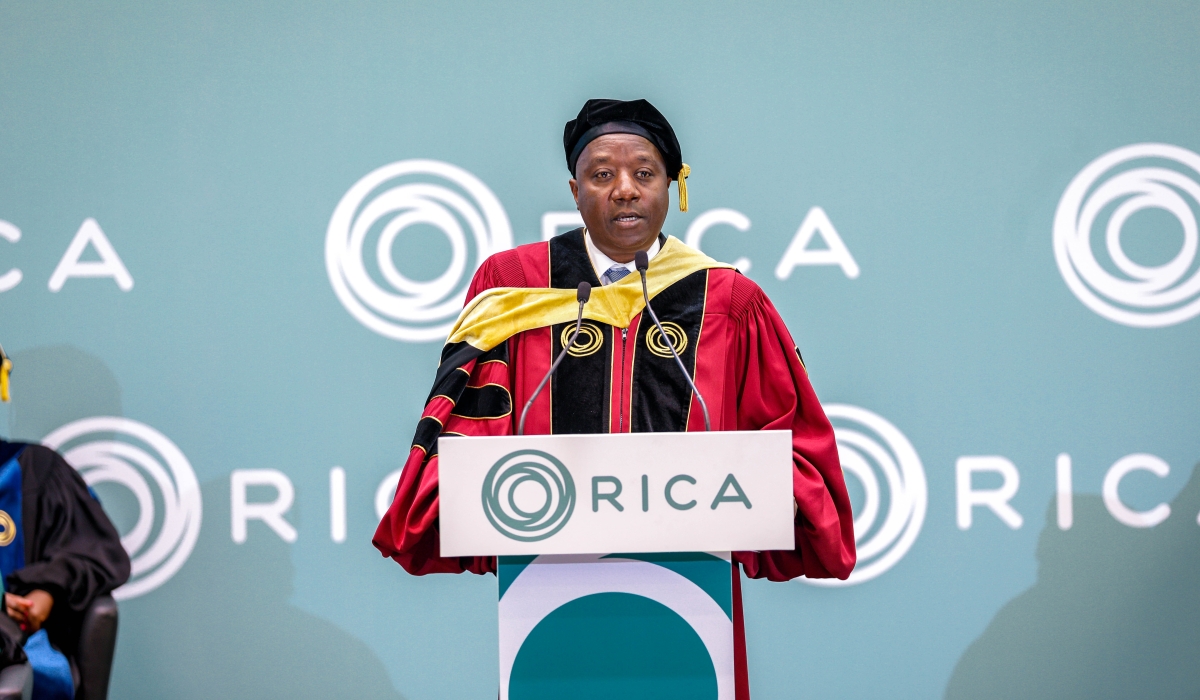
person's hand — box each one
[5,590,53,633]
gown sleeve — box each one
[726,277,856,581]
[372,257,515,576]
[7,445,130,607]
[6,444,131,654]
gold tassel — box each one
[0,359,10,403]
[677,164,691,212]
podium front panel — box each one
[498,552,735,700]
[439,431,794,557]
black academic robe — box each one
[0,441,130,664]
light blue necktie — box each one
[603,265,631,285]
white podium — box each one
[438,431,794,700]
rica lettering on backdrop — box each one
[277,452,1193,542]
[540,205,859,279]
[326,159,860,347]
[0,218,133,293]
[23,407,1192,598]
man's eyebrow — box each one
[585,152,660,168]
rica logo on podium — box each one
[482,450,577,542]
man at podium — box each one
[375,98,855,699]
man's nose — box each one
[611,171,640,201]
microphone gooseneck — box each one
[635,251,712,431]
[517,281,591,435]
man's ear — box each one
[569,178,579,205]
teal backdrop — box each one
[1,2,1198,698]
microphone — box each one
[517,281,591,435]
[635,250,712,431]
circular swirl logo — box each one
[482,450,575,542]
[646,321,688,358]
[43,417,202,600]
[804,404,926,587]
[1053,143,1200,327]
[560,322,603,357]
[325,159,513,341]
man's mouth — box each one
[614,213,642,223]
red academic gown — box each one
[374,229,856,699]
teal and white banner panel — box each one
[498,553,734,700]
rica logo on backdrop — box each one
[1054,142,1200,328]
[811,405,928,587]
[324,160,514,341]
[42,417,202,600]
[323,159,861,342]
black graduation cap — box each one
[564,99,691,211]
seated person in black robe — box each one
[0,429,131,699]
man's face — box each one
[569,134,670,264]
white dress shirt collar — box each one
[584,230,662,285]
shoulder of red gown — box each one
[467,240,551,299]
[701,267,783,324]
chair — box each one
[74,595,118,700]
[0,595,118,700]
[0,663,30,700]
